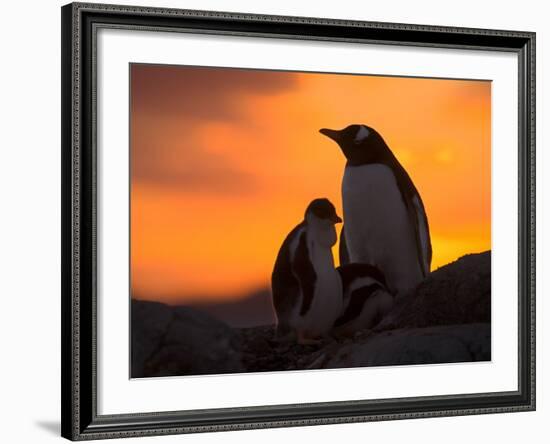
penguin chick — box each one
[333,263,394,337]
[271,198,343,345]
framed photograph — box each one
[61,2,536,440]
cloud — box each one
[131,140,257,193]
[131,64,299,193]
[131,63,298,121]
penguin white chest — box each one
[298,240,343,337]
[342,164,421,293]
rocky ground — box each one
[131,251,491,378]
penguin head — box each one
[304,198,342,247]
[319,124,388,165]
[305,198,342,224]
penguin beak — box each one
[332,214,343,224]
[319,128,341,143]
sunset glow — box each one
[130,64,491,304]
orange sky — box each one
[130,64,491,304]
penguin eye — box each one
[354,126,370,144]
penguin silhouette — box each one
[320,124,432,297]
[333,263,393,337]
[271,198,343,344]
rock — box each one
[376,251,491,331]
[238,325,332,373]
[307,323,490,369]
[131,300,244,377]
[132,251,492,376]
[233,252,492,372]
[131,300,173,378]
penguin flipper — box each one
[411,194,432,277]
[391,161,432,278]
[271,279,299,337]
[339,225,350,265]
[292,232,317,316]
[271,222,306,333]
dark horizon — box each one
[132,287,276,328]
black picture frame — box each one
[61,2,536,440]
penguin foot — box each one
[275,330,296,343]
[296,331,322,345]
[331,330,352,341]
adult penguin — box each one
[320,124,432,297]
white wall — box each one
[0,0,545,443]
